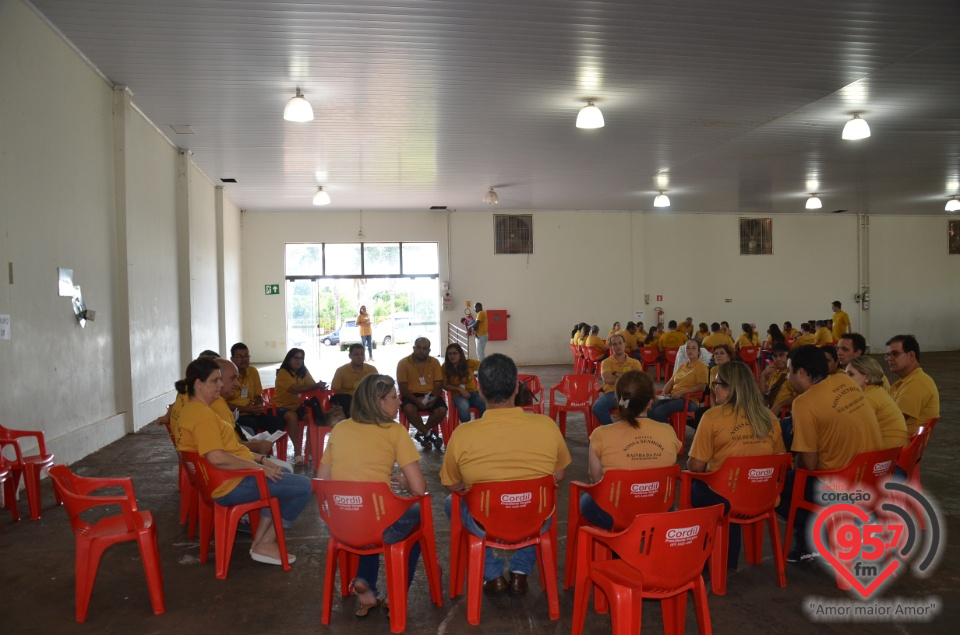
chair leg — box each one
[692,578,714,634]
[768,515,787,588]
[608,585,644,635]
[661,593,689,635]
[571,576,593,635]
[384,544,410,633]
[321,541,338,625]
[709,519,727,596]
[74,538,97,623]
[25,464,44,520]
[465,537,486,625]
[537,537,561,620]
[743,522,762,564]
[137,526,166,616]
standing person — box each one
[473,302,489,360]
[397,338,448,450]
[582,371,680,529]
[228,342,285,436]
[274,348,328,465]
[176,358,311,566]
[330,343,378,417]
[318,374,427,617]
[845,357,908,450]
[442,342,486,423]
[831,301,851,341]
[357,305,374,362]
[687,361,785,570]
[591,334,643,426]
[885,334,940,436]
[649,340,708,423]
[440,353,571,597]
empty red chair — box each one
[548,374,599,437]
[679,454,792,595]
[564,466,680,590]
[157,418,201,538]
[571,505,724,635]
[260,387,289,460]
[0,462,17,527]
[314,480,443,633]
[737,346,760,378]
[638,347,663,381]
[663,347,679,380]
[179,451,292,579]
[450,475,560,625]
[48,465,165,622]
[582,346,606,375]
[0,423,57,520]
[517,374,545,415]
[781,448,900,590]
[302,389,335,472]
[570,343,585,373]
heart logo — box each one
[812,503,900,598]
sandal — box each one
[355,598,381,618]
[292,455,304,466]
[349,578,381,618]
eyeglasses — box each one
[883,351,904,359]
[712,380,729,389]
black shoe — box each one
[430,431,443,450]
[483,576,507,597]
[787,546,819,564]
[507,572,528,597]
[414,431,431,449]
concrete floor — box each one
[1,354,958,634]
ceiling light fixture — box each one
[653,191,670,207]
[841,114,870,140]
[312,186,330,206]
[576,100,605,129]
[482,187,499,205]
[284,87,314,122]
[946,196,960,212]
[806,194,823,210]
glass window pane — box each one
[363,243,401,275]
[285,244,323,276]
[325,244,362,276]
[401,242,439,275]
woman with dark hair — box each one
[607,321,622,339]
[734,323,755,351]
[764,323,787,351]
[318,374,427,617]
[687,361,785,570]
[695,322,710,343]
[442,343,486,423]
[580,370,681,529]
[649,339,708,423]
[357,305,374,362]
[275,348,327,465]
[691,344,734,429]
[176,357,311,566]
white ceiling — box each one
[28,0,960,215]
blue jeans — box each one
[354,504,422,595]
[444,495,545,580]
[476,334,489,361]
[361,334,373,359]
[592,391,618,426]
[214,471,311,529]
[452,391,486,423]
[690,480,739,569]
[579,493,614,530]
[649,397,693,423]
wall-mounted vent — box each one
[494,214,533,254]
[220,178,237,183]
[429,205,447,210]
[739,217,772,255]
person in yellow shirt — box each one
[442,342,485,423]
[330,343,379,417]
[831,301,851,342]
[606,321,621,340]
[782,321,799,341]
[720,321,732,338]
[678,317,695,338]
[814,320,833,346]
[274,348,328,465]
[734,323,756,352]
[886,334,940,436]
[356,305,375,362]
[763,324,787,351]
[636,322,648,340]
[592,334,644,425]
[659,320,689,350]
[397,338,448,449]
[473,302,489,360]
[228,342,286,436]
[702,322,735,350]
[845,356,908,450]
[791,322,818,349]
[583,325,606,351]
[694,322,710,343]
[758,343,795,415]
[649,340,708,422]
[618,322,640,356]
[750,323,761,346]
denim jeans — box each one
[361,335,373,359]
[444,495,546,580]
[354,504,422,595]
[591,391,618,426]
[578,492,614,530]
[690,480,739,569]
[214,471,311,529]
[451,391,486,423]
[649,397,693,423]
[775,469,821,553]
[476,334,489,361]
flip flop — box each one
[249,549,296,565]
[355,598,381,618]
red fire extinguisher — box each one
[654,307,665,328]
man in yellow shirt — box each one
[814,320,833,346]
[228,342,286,436]
[831,301,851,341]
[473,302,489,360]
[886,334,940,436]
[791,322,818,349]
[397,337,448,449]
[617,322,639,356]
[582,325,606,350]
[659,320,688,349]
[702,322,735,350]
[440,353,571,597]
[678,317,695,338]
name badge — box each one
[419,376,427,386]
[240,388,249,398]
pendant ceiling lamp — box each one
[842,114,870,140]
[482,187,499,205]
[806,194,823,210]
[313,186,330,206]
[284,87,314,122]
[653,191,670,207]
[576,100,605,129]
[946,196,960,212]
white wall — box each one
[220,192,243,353]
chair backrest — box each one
[696,454,791,519]
[590,466,680,530]
[828,447,901,504]
[583,347,606,362]
[555,374,598,405]
[313,479,418,548]
[463,475,556,544]
[517,374,544,402]
[261,387,276,409]
[177,451,225,504]
[737,346,759,363]
[48,465,142,533]
[638,347,659,364]
[598,505,724,590]
[663,347,679,364]
[895,422,934,475]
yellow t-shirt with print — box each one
[660,330,688,349]
[599,356,643,393]
[176,400,254,497]
[168,391,190,442]
[320,418,421,484]
[863,385,908,449]
[589,419,680,471]
[689,406,785,472]
[331,362,378,396]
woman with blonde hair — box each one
[581,370,681,529]
[687,361,785,570]
[845,356,908,449]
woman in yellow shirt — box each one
[607,321,621,340]
[318,374,426,617]
[734,323,755,351]
[356,305,374,361]
[274,348,328,465]
[649,339,709,422]
[845,357,908,450]
[695,322,710,343]
[442,342,485,423]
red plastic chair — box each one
[157,419,201,537]
[517,374,545,415]
[302,389,335,472]
[679,454,792,595]
[894,420,936,529]
[781,447,900,590]
[0,423,58,520]
[737,346,760,378]
[638,347,662,381]
[663,348,679,380]
[314,480,443,633]
[548,374,600,437]
[450,475,560,625]
[178,450,292,579]
[571,505,724,635]
[564,466,680,590]
[665,391,702,455]
[48,465,165,622]
[0,463,17,527]
[582,346,606,375]
[571,343,585,373]
[260,387,289,461]
[441,389,480,447]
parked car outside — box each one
[337,319,362,350]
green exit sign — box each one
[265,284,280,295]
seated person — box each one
[397,338,448,450]
[606,321,621,340]
[790,322,818,349]
[318,374,427,617]
[695,322,711,343]
[582,324,606,351]
[687,361,785,570]
[678,317,695,338]
[758,343,795,416]
[442,342,486,423]
[814,320,833,346]
[720,321,732,337]
[330,343,378,417]
[734,323,756,352]
[659,320,689,350]
[822,345,843,374]
[228,342,285,436]
[702,322,735,350]
[582,371,680,530]
[763,324,787,351]
[692,344,733,428]
[635,322,648,340]
[649,340,708,423]
[782,321,798,341]
[845,357,908,450]
[274,348,328,465]
[618,322,640,357]
[176,358,311,565]
[642,326,661,350]
[592,334,643,426]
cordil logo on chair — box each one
[747,467,775,482]
[872,461,893,477]
[332,495,364,510]
[629,482,660,496]
[501,492,533,508]
[665,525,700,546]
